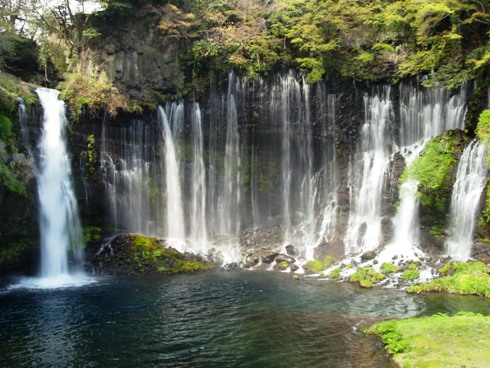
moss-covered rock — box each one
[349,266,385,288]
[400,130,467,244]
[88,233,216,275]
[0,72,39,275]
[303,255,336,274]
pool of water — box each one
[1,271,489,368]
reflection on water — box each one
[1,272,489,368]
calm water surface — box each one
[1,271,489,368]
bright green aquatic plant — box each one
[303,255,336,274]
[407,261,490,297]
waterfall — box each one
[35,88,84,279]
[158,105,186,250]
[220,82,242,237]
[399,82,466,147]
[189,102,208,252]
[378,179,424,262]
[17,97,31,151]
[344,87,393,254]
[382,83,467,258]
[313,92,338,248]
[445,140,488,260]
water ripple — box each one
[1,272,489,367]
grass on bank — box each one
[366,312,490,368]
[407,261,490,297]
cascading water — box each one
[34,88,85,284]
[220,78,242,238]
[98,73,339,264]
[377,83,468,262]
[95,73,475,269]
[158,105,186,250]
[445,140,488,260]
[344,87,393,255]
[189,102,208,252]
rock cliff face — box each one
[83,9,185,99]
[0,103,39,276]
[70,74,478,267]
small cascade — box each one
[189,103,208,252]
[377,82,468,263]
[17,97,30,151]
[35,88,85,282]
[445,140,488,260]
[271,73,326,259]
[377,180,424,262]
[313,92,338,247]
[344,87,394,254]
[100,113,119,229]
[399,82,466,147]
[219,78,242,237]
[158,105,186,250]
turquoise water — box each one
[1,271,489,367]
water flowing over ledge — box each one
[90,73,476,274]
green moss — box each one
[407,261,490,297]
[130,234,215,274]
[400,133,461,224]
[82,226,102,245]
[328,267,342,280]
[380,262,400,274]
[349,267,385,287]
[0,114,13,141]
[303,255,336,274]
[278,260,289,270]
[402,269,420,281]
[0,161,27,196]
[476,110,490,151]
[0,240,35,266]
[366,313,490,367]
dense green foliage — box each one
[174,0,490,86]
[367,312,490,367]
[2,0,488,110]
[407,261,490,297]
